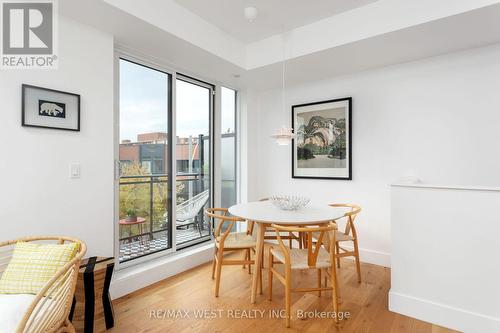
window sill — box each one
[110,242,213,299]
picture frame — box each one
[292,97,352,180]
[22,84,80,131]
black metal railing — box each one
[118,173,208,244]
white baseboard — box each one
[110,243,213,299]
[340,245,391,267]
[109,242,390,299]
[389,291,500,333]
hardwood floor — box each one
[109,250,458,333]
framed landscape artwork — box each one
[22,84,81,131]
[292,97,352,180]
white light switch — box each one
[70,163,81,179]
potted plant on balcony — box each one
[125,208,138,222]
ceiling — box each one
[245,2,500,90]
[173,0,379,43]
[60,0,500,90]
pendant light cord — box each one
[282,33,286,128]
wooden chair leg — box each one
[255,241,266,295]
[261,245,265,269]
[285,271,291,328]
[336,242,341,268]
[268,250,273,301]
[317,269,322,297]
[211,247,217,280]
[242,249,248,269]
[332,258,341,305]
[353,239,362,283]
[298,232,303,249]
[330,265,339,324]
[214,248,223,297]
[288,232,293,249]
[247,249,252,274]
[259,260,263,295]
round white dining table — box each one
[228,201,349,303]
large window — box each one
[175,77,213,248]
[221,87,237,208]
[118,59,172,263]
[117,57,235,264]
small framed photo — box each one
[292,97,352,180]
[22,84,80,131]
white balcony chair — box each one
[176,190,210,235]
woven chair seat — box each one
[270,247,332,270]
[312,230,354,242]
[216,232,256,249]
[335,231,354,242]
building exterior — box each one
[119,132,203,175]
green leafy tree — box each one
[119,162,184,239]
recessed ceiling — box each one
[173,0,379,43]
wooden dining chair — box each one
[329,204,362,282]
[206,208,260,297]
[268,222,340,328]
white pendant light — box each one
[271,34,294,145]
[244,6,258,21]
[273,126,294,145]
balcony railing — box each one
[119,173,210,262]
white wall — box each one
[246,44,500,266]
[390,184,500,332]
[0,17,114,257]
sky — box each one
[119,59,235,142]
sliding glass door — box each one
[221,87,237,208]
[117,56,235,264]
[175,76,213,248]
[118,59,172,263]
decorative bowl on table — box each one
[270,195,310,211]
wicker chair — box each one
[0,236,86,333]
[206,208,259,297]
[268,222,340,328]
[329,204,362,282]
